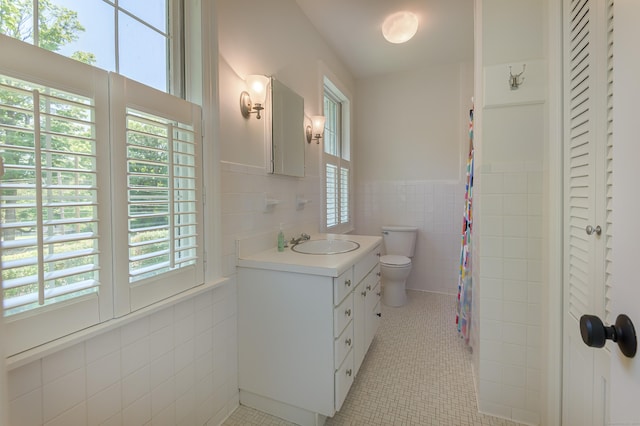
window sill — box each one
[5,277,232,370]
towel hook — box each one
[509,64,526,90]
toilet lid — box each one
[380,255,411,267]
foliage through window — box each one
[0,0,181,94]
[126,109,198,283]
[0,75,100,316]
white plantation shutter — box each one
[110,73,203,315]
[0,39,112,355]
[0,34,206,355]
[0,78,100,314]
[326,163,338,227]
[125,109,198,283]
[340,166,349,224]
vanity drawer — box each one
[334,350,354,412]
[335,322,353,368]
[361,265,380,296]
[334,293,353,338]
[366,276,381,313]
[333,268,354,306]
[354,244,381,285]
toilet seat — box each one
[380,255,411,267]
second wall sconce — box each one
[306,115,326,144]
[240,74,270,119]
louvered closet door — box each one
[562,0,614,424]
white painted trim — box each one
[0,289,8,426]
[6,277,231,370]
[544,0,564,422]
[186,0,223,282]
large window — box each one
[0,0,182,94]
[323,78,352,233]
[0,35,203,355]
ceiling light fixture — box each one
[382,11,419,44]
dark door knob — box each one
[580,314,637,358]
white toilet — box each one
[380,225,418,307]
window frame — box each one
[322,78,353,234]
[0,34,205,355]
[1,0,184,96]
[0,36,113,355]
[109,72,204,317]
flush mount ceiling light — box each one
[382,11,419,44]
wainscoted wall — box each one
[220,161,322,275]
[7,283,238,426]
[475,161,543,425]
[355,179,465,295]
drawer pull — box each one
[345,338,352,346]
[376,272,381,277]
[376,313,382,317]
[345,279,352,287]
[376,252,381,257]
[346,369,353,377]
[366,284,372,291]
[377,291,381,296]
[361,291,367,297]
[345,308,352,317]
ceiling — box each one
[294,0,474,79]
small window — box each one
[323,79,351,232]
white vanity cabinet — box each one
[353,263,382,374]
[237,238,381,426]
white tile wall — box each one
[220,161,322,273]
[355,179,465,295]
[7,283,239,426]
[476,162,543,425]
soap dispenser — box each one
[277,224,285,252]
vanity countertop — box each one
[237,233,382,277]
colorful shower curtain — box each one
[456,108,474,344]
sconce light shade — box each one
[240,74,270,119]
[306,115,326,144]
[382,11,419,44]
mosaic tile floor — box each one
[223,291,523,426]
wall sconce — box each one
[240,74,270,119]
[306,115,326,144]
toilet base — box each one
[382,280,407,307]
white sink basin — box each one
[291,239,360,255]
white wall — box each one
[4,0,356,423]
[217,0,356,265]
[7,284,238,426]
[354,62,473,294]
[473,0,547,424]
[5,3,241,425]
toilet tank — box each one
[381,225,418,257]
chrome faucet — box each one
[289,233,311,246]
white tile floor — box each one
[223,290,523,426]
